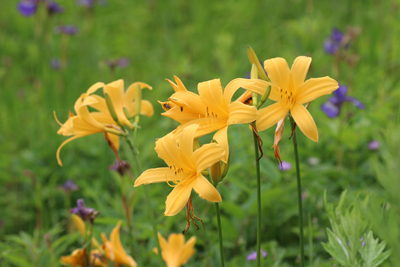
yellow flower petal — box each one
[256,102,289,132]
[155,133,187,169]
[291,56,312,87]
[268,85,281,101]
[124,82,152,106]
[179,124,199,161]
[296,77,339,104]
[198,79,228,116]
[227,101,259,125]
[166,76,188,92]
[139,100,154,117]
[108,133,120,151]
[110,221,138,267]
[155,232,196,267]
[89,95,109,114]
[170,91,206,115]
[193,174,222,202]
[263,58,290,90]
[291,103,318,142]
[86,82,105,95]
[192,142,225,171]
[211,127,229,163]
[165,179,196,216]
[103,79,125,120]
[180,236,196,264]
[223,78,271,105]
[134,168,175,187]
[157,232,168,251]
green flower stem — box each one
[85,222,94,267]
[290,117,305,267]
[215,203,225,267]
[252,127,262,267]
[124,134,164,266]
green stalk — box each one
[84,222,94,267]
[290,116,305,267]
[252,128,262,267]
[215,203,225,267]
[124,135,164,266]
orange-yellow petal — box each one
[192,142,225,171]
[179,124,199,161]
[296,77,339,104]
[165,178,196,216]
[198,79,228,116]
[124,82,152,106]
[256,102,289,132]
[134,168,175,187]
[291,56,312,87]
[87,82,105,95]
[211,127,229,163]
[193,174,222,202]
[227,101,259,125]
[263,58,290,90]
[155,133,187,169]
[223,78,271,105]
[268,85,281,101]
[291,103,318,142]
[56,135,84,166]
[110,221,137,267]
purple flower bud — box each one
[109,159,130,176]
[46,1,63,15]
[247,250,267,261]
[70,199,96,221]
[368,140,379,151]
[17,0,38,17]
[279,161,292,171]
[55,25,79,35]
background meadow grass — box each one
[1,0,400,266]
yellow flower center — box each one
[279,73,297,109]
[165,166,193,187]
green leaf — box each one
[359,231,391,267]
[322,228,352,267]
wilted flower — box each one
[46,1,63,14]
[153,232,196,267]
[70,199,98,221]
[279,161,292,171]
[17,0,38,17]
[324,28,348,55]
[61,179,79,193]
[101,221,137,267]
[368,140,379,150]
[320,84,364,118]
[246,250,267,261]
[106,58,129,71]
[55,25,79,35]
[134,124,225,216]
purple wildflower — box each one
[247,250,267,261]
[279,161,292,171]
[50,58,61,69]
[17,0,38,17]
[70,199,96,221]
[117,58,129,68]
[109,159,130,176]
[321,84,364,118]
[77,0,96,8]
[368,140,379,151]
[55,25,79,35]
[46,1,63,15]
[61,179,79,193]
[324,28,348,55]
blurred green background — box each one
[1,0,400,266]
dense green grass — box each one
[1,0,400,266]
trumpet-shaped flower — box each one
[60,249,106,267]
[134,124,225,216]
[161,77,270,163]
[153,232,196,267]
[256,56,339,141]
[101,221,137,267]
[55,80,154,166]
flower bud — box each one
[247,47,269,81]
[104,93,119,123]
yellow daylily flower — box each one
[60,249,106,267]
[101,221,137,267]
[153,232,196,267]
[256,56,339,141]
[89,79,154,127]
[55,82,123,166]
[161,77,270,163]
[134,124,225,216]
